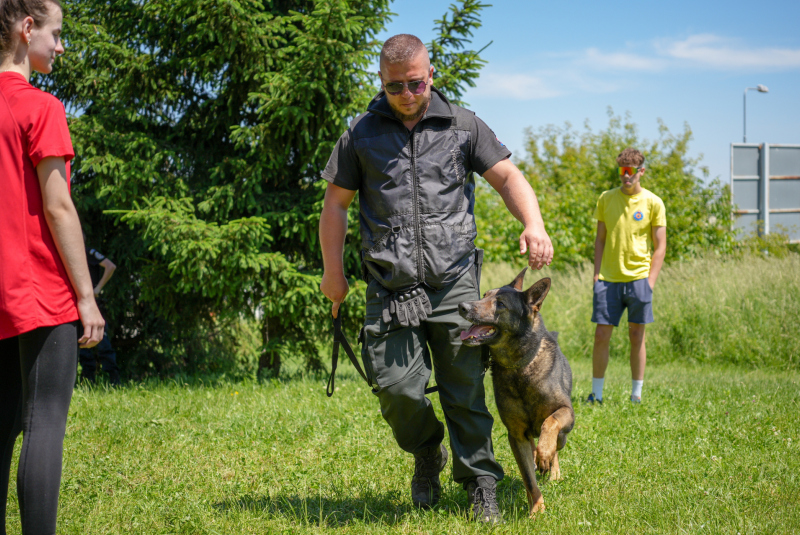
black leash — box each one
[327,311,438,397]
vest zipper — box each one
[410,130,424,284]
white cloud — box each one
[664,34,800,70]
[468,67,623,101]
[580,48,667,72]
[472,72,562,100]
[467,33,800,101]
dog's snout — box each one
[458,302,471,317]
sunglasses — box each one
[619,166,643,176]
[384,79,428,96]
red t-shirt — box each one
[0,71,79,339]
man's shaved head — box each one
[380,34,429,69]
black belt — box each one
[327,311,438,397]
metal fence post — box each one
[761,143,770,236]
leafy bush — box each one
[475,110,738,268]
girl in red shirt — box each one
[0,1,104,532]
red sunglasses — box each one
[384,79,428,96]
[619,166,643,176]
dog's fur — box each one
[458,268,574,516]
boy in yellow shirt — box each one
[586,148,667,404]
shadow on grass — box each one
[212,477,532,527]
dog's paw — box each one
[529,499,545,517]
[534,445,555,473]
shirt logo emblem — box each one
[633,210,644,221]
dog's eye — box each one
[495,301,505,310]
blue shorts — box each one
[591,278,654,326]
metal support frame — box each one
[731,143,800,243]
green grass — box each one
[5,360,798,534]
[4,254,799,534]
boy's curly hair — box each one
[616,148,645,167]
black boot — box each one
[411,443,448,508]
[466,476,504,524]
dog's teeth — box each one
[488,328,495,334]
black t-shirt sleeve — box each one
[86,248,106,266]
[321,129,361,191]
[469,115,512,176]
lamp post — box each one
[743,84,769,143]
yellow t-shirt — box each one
[594,187,667,282]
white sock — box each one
[632,380,643,399]
[592,377,605,400]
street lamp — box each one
[743,84,769,143]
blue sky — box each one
[377,0,800,185]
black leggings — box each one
[1,323,77,535]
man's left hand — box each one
[519,226,553,270]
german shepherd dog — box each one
[458,268,574,516]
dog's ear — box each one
[525,277,551,312]
[510,268,528,291]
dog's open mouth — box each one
[460,324,497,345]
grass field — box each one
[4,255,799,534]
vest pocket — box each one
[419,223,475,289]
[363,225,417,291]
[415,130,470,213]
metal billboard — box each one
[730,143,800,243]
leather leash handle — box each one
[327,312,369,397]
[326,310,439,397]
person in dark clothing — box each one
[319,34,553,524]
[79,246,120,385]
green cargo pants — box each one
[361,269,504,485]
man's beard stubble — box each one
[390,92,430,123]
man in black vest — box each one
[319,34,553,523]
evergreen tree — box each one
[43,0,490,378]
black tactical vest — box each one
[350,88,478,292]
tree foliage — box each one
[44,0,490,378]
[475,110,738,269]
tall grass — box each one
[482,253,800,370]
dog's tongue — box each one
[460,325,493,340]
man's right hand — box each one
[321,272,350,319]
[77,297,105,348]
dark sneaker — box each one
[466,476,503,524]
[411,443,448,508]
[585,393,603,405]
